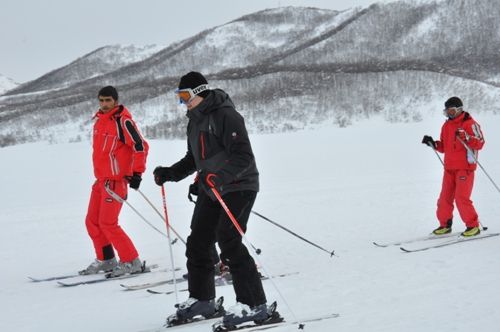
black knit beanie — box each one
[444,96,463,108]
[98,86,119,100]
[178,72,210,98]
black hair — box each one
[98,86,119,101]
[444,96,463,108]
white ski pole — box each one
[161,185,178,302]
[137,189,187,245]
[457,136,500,195]
[104,184,171,239]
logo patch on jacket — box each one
[459,176,467,181]
[105,198,113,203]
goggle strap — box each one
[191,84,209,95]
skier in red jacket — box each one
[422,97,485,237]
[79,86,149,277]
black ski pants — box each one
[186,189,266,307]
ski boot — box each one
[166,296,225,327]
[432,219,452,235]
[106,258,145,278]
[212,301,283,331]
[79,258,118,275]
[461,226,480,237]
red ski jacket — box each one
[435,112,484,171]
[92,105,149,180]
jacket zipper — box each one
[102,134,108,151]
[109,137,119,176]
[200,133,206,160]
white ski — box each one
[373,231,462,247]
[400,233,500,252]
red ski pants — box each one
[436,169,479,228]
[85,179,138,262]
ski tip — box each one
[399,247,411,253]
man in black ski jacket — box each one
[154,72,273,328]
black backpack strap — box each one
[462,112,471,122]
[114,105,125,143]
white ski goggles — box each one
[443,106,463,118]
[175,84,209,104]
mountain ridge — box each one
[1,0,500,147]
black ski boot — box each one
[166,296,225,327]
[212,301,283,331]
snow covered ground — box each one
[2,112,500,332]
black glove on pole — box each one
[421,135,436,148]
[153,166,176,186]
[422,135,444,166]
[126,173,142,190]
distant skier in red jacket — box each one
[79,86,149,277]
[422,97,485,237]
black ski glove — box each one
[422,135,436,148]
[126,173,142,190]
[153,166,177,186]
[187,182,199,203]
[189,182,199,196]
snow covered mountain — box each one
[6,44,164,95]
[1,0,500,147]
[0,74,19,94]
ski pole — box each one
[210,187,262,255]
[161,185,179,302]
[251,211,336,258]
[210,187,299,325]
[457,136,500,195]
[189,195,335,257]
[136,189,186,245]
[104,184,170,239]
[431,146,444,166]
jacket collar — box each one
[447,111,471,123]
[186,92,214,123]
[94,105,124,120]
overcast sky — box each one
[1,0,395,83]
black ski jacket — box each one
[168,89,259,197]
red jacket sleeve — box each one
[122,117,149,174]
[464,121,485,151]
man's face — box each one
[185,95,203,110]
[98,96,117,113]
